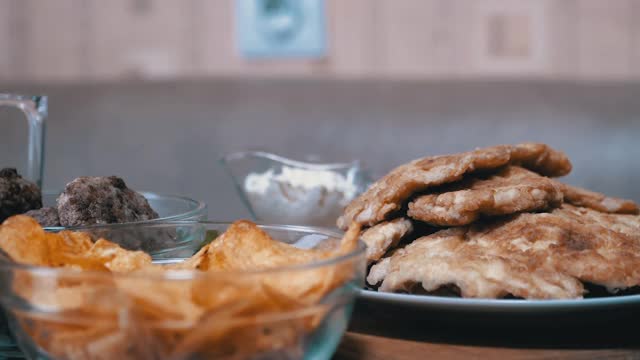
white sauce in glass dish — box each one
[243,166,358,227]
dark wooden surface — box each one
[335,298,640,359]
[335,333,639,360]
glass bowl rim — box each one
[220,150,362,171]
[41,190,207,231]
[5,299,352,331]
[0,221,366,279]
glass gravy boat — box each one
[220,151,371,228]
[0,94,47,188]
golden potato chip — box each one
[85,239,152,273]
[338,221,361,253]
[28,284,95,312]
[14,277,119,318]
[195,220,333,271]
[14,310,118,352]
[116,274,203,324]
[165,241,209,271]
[170,302,311,359]
[36,321,122,360]
[77,330,135,360]
[0,215,49,265]
[54,231,94,255]
[42,234,106,271]
[190,277,254,310]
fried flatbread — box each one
[408,166,563,226]
[361,218,413,264]
[337,143,571,229]
[560,183,639,215]
[407,167,638,226]
[555,204,640,237]
[368,205,640,299]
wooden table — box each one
[334,299,640,359]
[335,333,639,360]
[335,333,638,360]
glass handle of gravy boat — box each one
[0,94,47,188]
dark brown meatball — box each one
[57,176,159,227]
[24,206,61,227]
[0,168,42,222]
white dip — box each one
[243,166,358,227]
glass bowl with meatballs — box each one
[0,169,207,357]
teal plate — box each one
[353,289,640,343]
[358,290,640,314]
[351,290,640,347]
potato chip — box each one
[193,220,353,272]
[54,231,94,255]
[0,215,49,266]
[85,239,152,273]
[44,234,107,271]
[338,221,361,253]
[170,303,311,359]
[13,310,122,359]
[116,273,203,324]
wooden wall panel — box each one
[576,0,633,79]
[192,0,243,75]
[547,0,580,78]
[375,0,435,76]
[375,0,463,77]
[443,0,475,77]
[21,0,90,82]
[629,1,640,78]
[1,0,639,82]
[467,0,551,76]
[0,1,11,80]
[325,0,376,76]
[191,0,234,75]
[89,0,194,80]
[2,0,30,81]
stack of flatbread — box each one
[338,143,640,299]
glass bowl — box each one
[42,191,208,229]
[0,192,206,359]
[220,151,371,228]
[0,222,366,360]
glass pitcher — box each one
[0,94,47,188]
[220,151,371,228]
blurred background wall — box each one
[1,0,639,219]
[2,0,640,82]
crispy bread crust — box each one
[338,143,571,229]
[368,205,640,299]
[408,167,563,226]
[560,183,639,215]
[361,218,413,264]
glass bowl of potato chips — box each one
[0,216,366,360]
